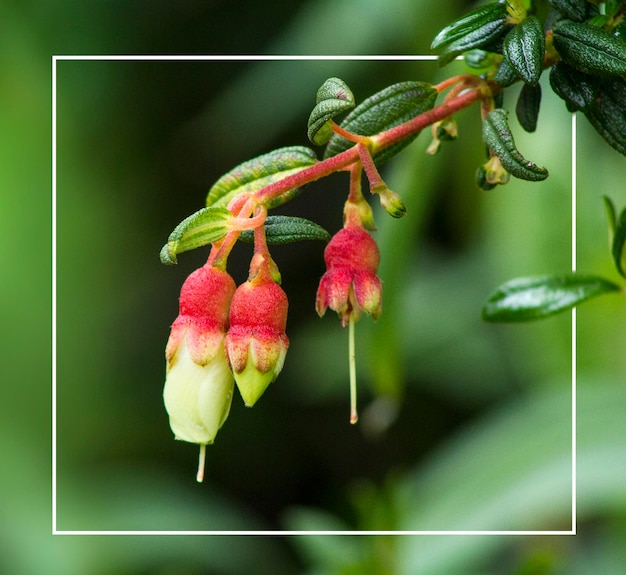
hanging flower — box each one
[225,256,289,407]
[163,264,236,480]
[316,224,382,326]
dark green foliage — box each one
[324,81,437,165]
[552,21,626,76]
[307,78,355,146]
[430,3,509,65]
[238,215,330,245]
[482,109,549,181]
[516,82,542,133]
[548,0,595,22]
[503,16,546,85]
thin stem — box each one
[253,83,492,208]
[196,444,207,483]
[349,313,358,425]
[330,120,371,145]
[357,143,385,188]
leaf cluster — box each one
[430,0,626,156]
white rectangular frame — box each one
[52,55,576,536]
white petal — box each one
[163,336,234,444]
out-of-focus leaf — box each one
[482,109,548,181]
[206,146,318,209]
[324,81,437,165]
[503,16,546,86]
[160,207,233,264]
[516,82,542,132]
[482,273,621,322]
[430,3,509,66]
[552,21,626,76]
[603,195,617,242]
[548,0,595,22]
[611,205,626,278]
[238,215,330,245]
[307,77,355,146]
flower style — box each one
[225,255,289,407]
[163,265,236,450]
[316,224,382,326]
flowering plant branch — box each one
[160,0,626,480]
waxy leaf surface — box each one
[503,16,545,86]
[483,273,622,322]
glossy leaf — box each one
[482,109,548,181]
[160,207,233,265]
[612,205,626,278]
[324,82,437,165]
[482,273,621,322]
[238,215,330,245]
[206,146,318,209]
[552,21,626,76]
[503,16,545,86]
[548,0,594,22]
[516,82,542,133]
[431,3,509,66]
[307,77,355,146]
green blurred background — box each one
[5,0,626,573]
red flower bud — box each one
[316,225,382,326]
[226,275,289,407]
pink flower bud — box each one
[225,276,289,407]
[163,265,236,446]
[316,225,382,326]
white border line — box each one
[52,55,576,536]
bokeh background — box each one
[4,0,626,573]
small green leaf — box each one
[548,0,594,22]
[307,77,355,146]
[238,215,330,245]
[515,82,542,133]
[612,206,626,278]
[482,109,549,181]
[160,207,233,265]
[324,81,437,165]
[483,273,622,322]
[503,16,546,86]
[552,21,626,76]
[431,3,509,66]
[206,146,318,209]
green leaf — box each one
[307,77,355,146]
[494,56,520,87]
[238,215,330,245]
[482,108,549,181]
[549,62,598,112]
[431,3,509,66]
[515,82,542,133]
[552,21,626,76]
[206,146,318,209]
[548,0,594,22]
[324,81,437,165]
[611,205,626,278]
[603,195,617,242]
[160,207,233,264]
[482,273,622,322]
[582,75,626,156]
[503,16,546,86]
